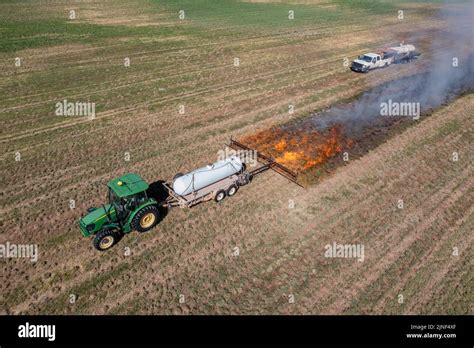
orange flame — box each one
[240,125,353,172]
[275,139,287,151]
[276,151,303,163]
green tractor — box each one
[79,173,160,251]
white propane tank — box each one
[172,156,243,196]
[391,44,416,54]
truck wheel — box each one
[93,229,120,251]
[227,185,238,197]
[132,205,160,232]
[215,190,226,202]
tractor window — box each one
[121,191,147,210]
[108,189,120,204]
[129,192,147,205]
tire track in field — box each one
[77,107,465,313]
[1,13,445,107]
[1,18,448,144]
[2,2,467,314]
[5,119,420,312]
[0,56,440,224]
[0,42,431,156]
[328,167,473,314]
[368,166,474,313]
[9,100,468,312]
[404,206,473,313]
[209,96,472,314]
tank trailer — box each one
[79,139,301,251]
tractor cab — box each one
[79,173,160,251]
[107,174,150,217]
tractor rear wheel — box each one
[132,205,160,233]
[93,229,120,251]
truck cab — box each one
[351,53,391,72]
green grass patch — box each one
[157,0,345,29]
[0,18,190,53]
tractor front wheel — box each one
[93,229,120,251]
[132,205,160,233]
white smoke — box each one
[296,1,474,135]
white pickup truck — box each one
[351,44,417,73]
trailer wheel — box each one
[93,229,120,251]
[132,205,160,232]
[227,185,238,197]
[214,190,226,202]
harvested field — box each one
[0,0,472,315]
